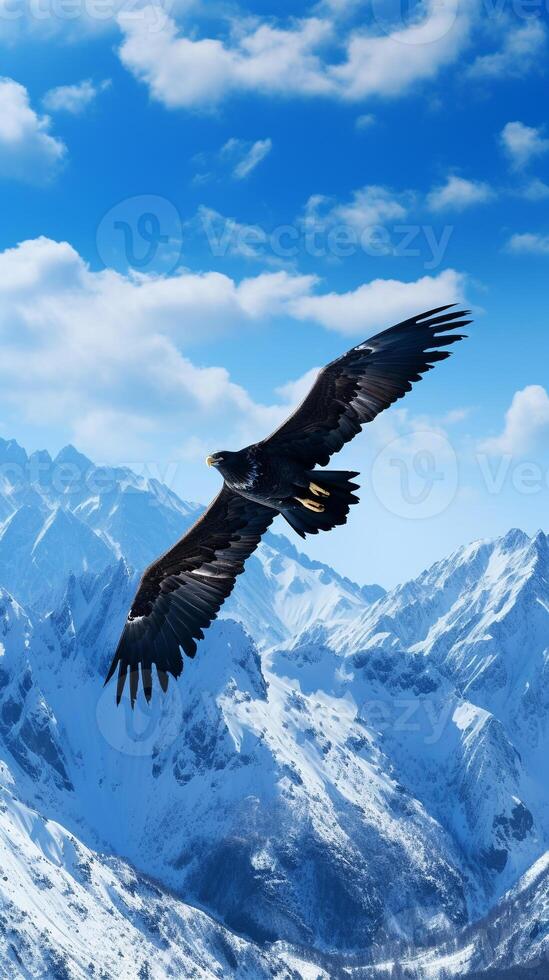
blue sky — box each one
[0,0,548,586]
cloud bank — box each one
[0,237,465,458]
[0,78,66,183]
[117,0,472,109]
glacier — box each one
[0,437,546,978]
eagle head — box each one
[206,450,247,482]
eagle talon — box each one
[309,482,330,497]
[294,496,325,513]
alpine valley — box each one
[0,437,546,979]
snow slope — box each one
[0,774,319,980]
[224,531,384,647]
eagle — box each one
[105,304,470,706]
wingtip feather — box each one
[104,657,118,686]
[157,668,169,693]
[416,303,457,320]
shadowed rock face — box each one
[0,591,73,793]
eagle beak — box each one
[206,455,214,467]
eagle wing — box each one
[262,305,470,468]
[105,485,274,706]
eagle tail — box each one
[282,470,360,539]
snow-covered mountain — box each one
[0,438,546,978]
[0,779,310,980]
[0,438,200,609]
[0,573,465,954]
[224,530,385,647]
[304,528,549,904]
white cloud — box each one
[328,0,471,101]
[0,237,468,461]
[517,178,549,201]
[443,407,471,424]
[505,232,549,256]
[0,237,318,459]
[43,78,111,115]
[226,137,272,179]
[304,184,411,233]
[480,386,549,456]
[237,270,318,317]
[192,137,272,184]
[275,366,321,406]
[289,268,465,335]
[0,77,66,183]
[500,121,549,170]
[467,18,546,79]
[71,407,156,459]
[118,10,334,109]
[355,113,376,130]
[117,0,472,109]
[2,0,540,118]
[329,185,409,228]
[197,206,269,261]
[427,175,495,211]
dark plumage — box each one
[105,304,470,706]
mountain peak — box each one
[53,445,93,470]
[361,583,386,603]
[0,437,28,466]
[29,448,52,465]
[528,529,548,564]
[500,527,530,551]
